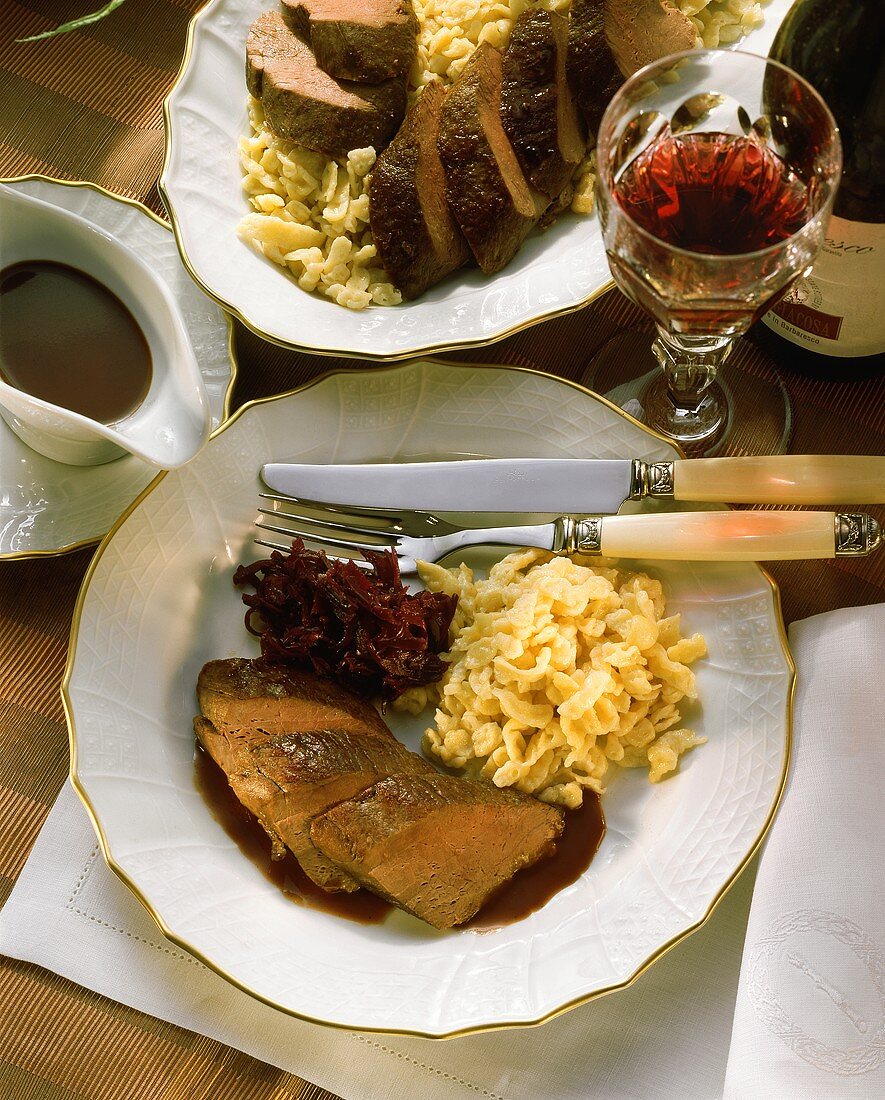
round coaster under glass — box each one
[580,328,793,457]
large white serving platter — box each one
[160,0,794,360]
[65,361,793,1037]
[0,177,236,560]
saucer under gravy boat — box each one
[0,185,210,467]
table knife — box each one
[261,455,885,513]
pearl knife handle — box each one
[655,455,885,505]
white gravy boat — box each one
[0,185,211,467]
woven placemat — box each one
[1,1,883,1096]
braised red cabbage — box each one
[233,540,457,700]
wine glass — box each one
[594,50,842,455]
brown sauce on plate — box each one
[195,745,605,929]
[464,794,605,930]
[0,261,152,424]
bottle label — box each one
[762,216,885,358]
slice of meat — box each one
[568,0,696,131]
[311,772,564,928]
[437,43,547,275]
[605,0,697,79]
[248,728,435,890]
[195,715,434,892]
[282,0,418,83]
[567,0,622,132]
[500,9,586,198]
[246,10,406,157]
[369,82,471,299]
[194,716,291,859]
[197,658,391,740]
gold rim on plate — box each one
[157,1,616,362]
[63,358,795,1040]
[0,174,240,562]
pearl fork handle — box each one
[568,510,882,561]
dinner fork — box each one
[255,492,882,573]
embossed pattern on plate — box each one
[66,361,793,1036]
[0,177,235,559]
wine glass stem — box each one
[644,328,734,452]
[653,329,733,407]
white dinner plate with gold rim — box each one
[65,360,793,1038]
[159,0,795,361]
[0,177,237,561]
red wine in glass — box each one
[611,131,813,335]
[615,132,811,254]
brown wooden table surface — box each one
[1,2,883,1096]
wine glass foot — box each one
[581,329,793,457]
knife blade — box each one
[261,455,885,513]
[262,458,639,514]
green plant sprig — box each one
[16,0,128,43]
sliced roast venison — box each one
[195,717,361,890]
[282,0,418,83]
[247,727,435,890]
[500,9,586,198]
[194,716,293,859]
[196,658,394,891]
[437,43,547,275]
[193,718,431,894]
[197,658,391,741]
[604,0,697,78]
[246,10,406,157]
[567,0,626,131]
[370,82,471,299]
[194,660,565,923]
[567,0,696,131]
[311,772,564,928]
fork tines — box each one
[255,491,400,561]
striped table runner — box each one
[1,1,883,1096]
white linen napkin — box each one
[723,603,885,1098]
[1,604,882,1100]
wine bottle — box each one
[757,0,885,377]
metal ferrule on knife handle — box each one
[641,461,676,499]
[625,460,677,500]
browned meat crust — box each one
[566,0,623,131]
[282,0,418,83]
[369,82,471,299]
[437,43,547,275]
[311,772,564,928]
[246,10,406,157]
[501,9,586,198]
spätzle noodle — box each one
[238,101,400,310]
[395,549,707,808]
